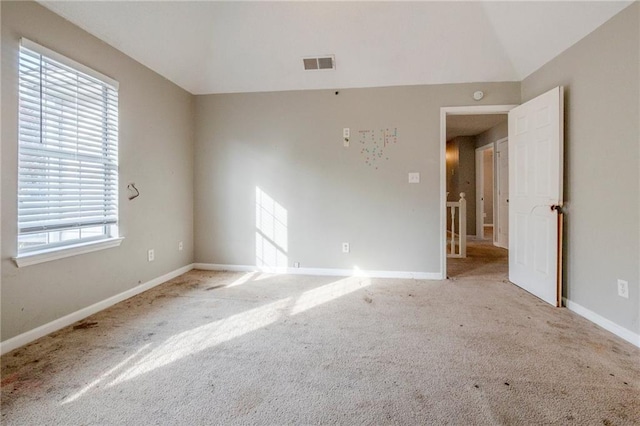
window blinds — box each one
[17,39,119,252]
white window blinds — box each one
[17,39,119,254]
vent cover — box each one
[303,55,335,71]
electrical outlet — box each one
[408,172,420,183]
[617,279,629,299]
[178,241,183,251]
[342,242,350,253]
[148,249,155,262]
[294,262,300,268]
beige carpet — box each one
[448,237,508,280]
[2,250,639,424]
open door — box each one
[508,87,564,307]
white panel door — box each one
[508,87,563,306]
[496,138,509,249]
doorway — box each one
[440,105,515,279]
[441,88,564,307]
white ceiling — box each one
[39,1,632,95]
[446,114,507,140]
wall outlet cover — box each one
[408,172,420,183]
[342,242,350,253]
[617,279,629,299]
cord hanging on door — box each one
[127,183,140,200]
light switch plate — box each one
[408,172,420,183]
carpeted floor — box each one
[447,237,508,280]
[2,247,639,425]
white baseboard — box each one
[193,263,442,280]
[0,263,195,355]
[563,297,640,348]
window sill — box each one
[13,237,124,268]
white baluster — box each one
[459,192,467,258]
[450,204,456,255]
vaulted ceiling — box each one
[39,1,632,95]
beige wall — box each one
[446,140,458,203]
[447,136,477,236]
[522,2,639,335]
[475,120,507,149]
[1,1,195,341]
[194,83,520,273]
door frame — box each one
[475,143,494,241]
[494,136,509,249]
[440,105,517,279]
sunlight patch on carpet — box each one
[62,343,151,405]
[108,298,292,386]
[226,272,258,287]
[290,276,372,316]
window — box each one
[16,39,120,261]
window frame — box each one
[13,39,123,267]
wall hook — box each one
[127,183,140,200]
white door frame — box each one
[494,136,509,249]
[475,143,494,241]
[440,105,517,278]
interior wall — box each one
[1,1,195,342]
[475,120,507,149]
[450,136,477,236]
[522,2,639,335]
[194,83,520,274]
[445,140,459,202]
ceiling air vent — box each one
[303,55,335,71]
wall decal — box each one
[358,128,398,169]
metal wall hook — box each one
[127,183,140,200]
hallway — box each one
[447,237,508,280]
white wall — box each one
[522,2,639,336]
[194,83,520,274]
[1,1,195,342]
